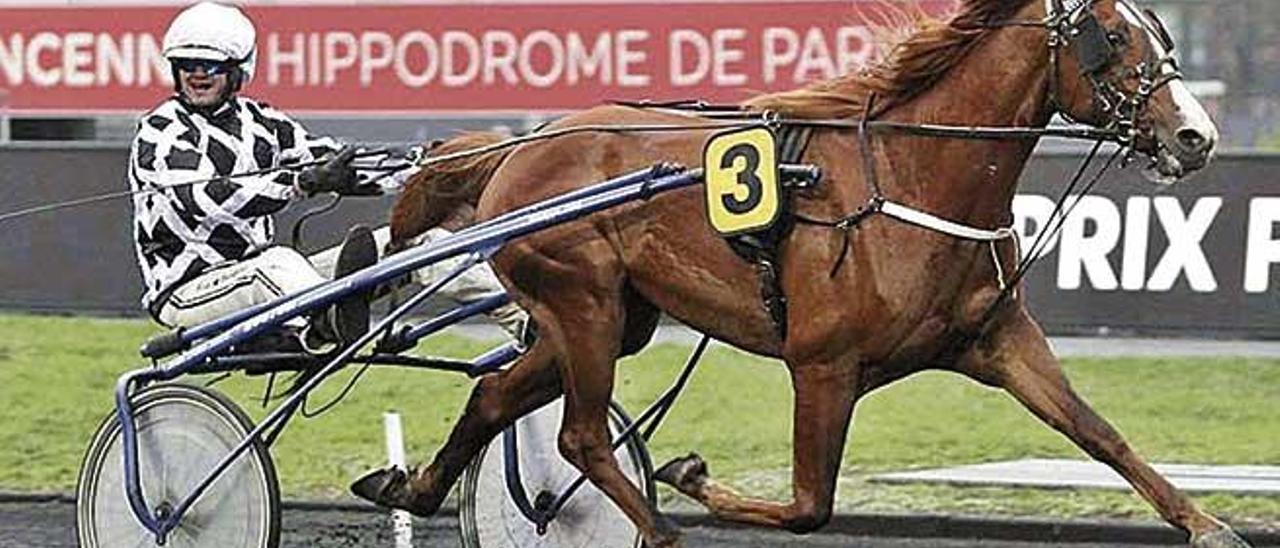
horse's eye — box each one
[1105,25,1130,48]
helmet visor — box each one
[172,57,239,76]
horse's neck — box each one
[874,8,1053,228]
[903,19,1054,128]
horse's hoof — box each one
[350,466,409,508]
[654,453,708,494]
[352,466,450,517]
[1192,528,1253,548]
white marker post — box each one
[383,412,413,548]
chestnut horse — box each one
[358,0,1238,546]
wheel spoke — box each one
[76,384,279,548]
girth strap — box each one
[723,124,815,341]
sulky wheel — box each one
[76,383,280,547]
[460,397,654,548]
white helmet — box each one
[162,2,257,85]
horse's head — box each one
[1047,0,1218,184]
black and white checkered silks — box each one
[130,96,359,327]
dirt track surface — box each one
[0,499,1174,548]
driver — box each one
[129,2,526,350]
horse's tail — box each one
[388,131,514,253]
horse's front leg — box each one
[655,360,862,532]
[351,336,562,516]
[956,307,1251,548]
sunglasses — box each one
[172,58,237,76]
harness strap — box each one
[859,93,885,197]
[974,142,1120,337]
[611,98,746,113]
[721,123,816,341]
[880,201,1015,242]
[881,200,1020,296]
[777,124,815,165]
[793,90,1026,283]
[794,197,882,278]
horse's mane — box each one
[743,0,1035,118]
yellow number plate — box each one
[703,127,780,235]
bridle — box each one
[1000,0,1184,147]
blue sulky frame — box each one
[111,162,818,542]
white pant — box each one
[157,227,527,338]
[156,246,323,328]
[408,228,528,339]
[312,227,527,338]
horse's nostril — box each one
[1176,127,1209,153]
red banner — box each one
[0,1,952,114]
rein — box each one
[0,147,418,224]
[0,118,1116,226]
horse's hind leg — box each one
[351,335,562,516]
[656,359,862,533]
[957,309,1250,548]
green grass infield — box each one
[1,312,1277,528]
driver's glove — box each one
[297,146,362,195]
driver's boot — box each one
[330,224,377,344]
[304,225,377,350]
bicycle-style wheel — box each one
[459,397,653,548]
[76,383,280,547]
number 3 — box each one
[703,127,780,235]
[721,143,764,214]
